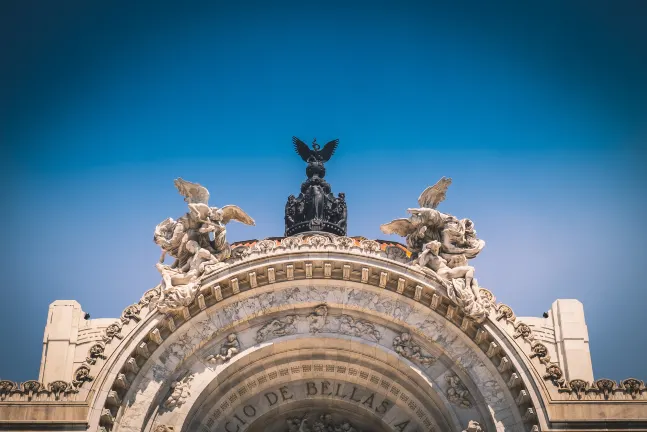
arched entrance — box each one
[183,338,452,432]
[103,277,529,432]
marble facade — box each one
[1,234,645,431]
[1,175,645,431]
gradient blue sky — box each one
[1,1,645,382]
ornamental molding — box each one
[4,241,645,413]
[89,282,539,432]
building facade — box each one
[1,143,645,431]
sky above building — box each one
[1,1,646,382]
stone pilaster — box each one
[38,300,84,383]
[550,299,594,382]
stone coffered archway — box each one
[101,277,534,432]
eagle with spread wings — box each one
[293,136,339,163]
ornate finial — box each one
[286,136,347,236]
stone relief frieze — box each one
[338,315,381,342]
[256,316,298,342]
[446,374,472,408]
[286,413,359,432]
[308,304,329,334]
[0,379,77,402]
[554,377,646,401]
[164,376,192,410]
[102,286,547,432]
[255,307,382,344]
[206,334,240,363]
[393,332,436,365]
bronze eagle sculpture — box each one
[293,136,339,163]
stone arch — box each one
[102,277,533,432]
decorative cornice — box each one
[2,234,644,432]
[0,379,78,402]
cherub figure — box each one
[206,334,240,363]
[308,305,328,334]
[418,240,480,302]
[153,178,255,269]
[446,374,472,408]
[164,376,192,410]
[380,177,485,264]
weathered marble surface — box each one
[380,178,491,323]
[116,281,523,432]
[153,179,255,313]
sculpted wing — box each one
[188,203,211,222]
[220,205,256,226]
[380,218,416,236]
[292,136,312,162]
[319,138,339,162]
[418,177,452,209]
[174,178,210,204]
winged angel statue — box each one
[381,177,492,322]
[152,178,255,313]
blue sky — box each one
[1,1,645,382]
